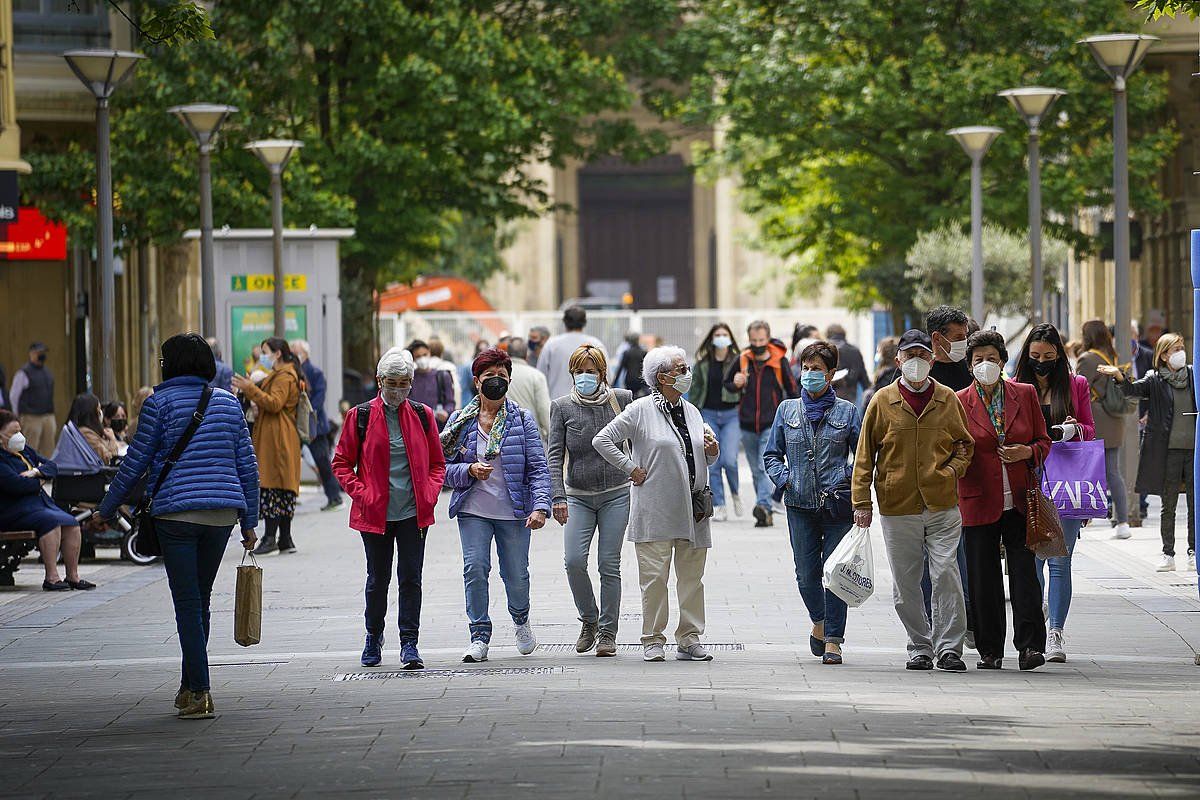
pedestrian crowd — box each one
[0,303,1193,718]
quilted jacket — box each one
[443,400,552,519]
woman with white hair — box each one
[332,347,446,670]
[593,345,720,663]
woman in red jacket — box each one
[957,330,1052,672]
[332,347,446,671]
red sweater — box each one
[898,380,933,417]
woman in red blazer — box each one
[956,330,1052,672]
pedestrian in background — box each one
[1076,319,1132,540]
[863,336,900,408]
[408,339,456,428]
[957,330,1051,671]
[233,337,302,556]
[102,401,129,444]
[506,338,551,441]
[206,337,234,393]
[66,393,120,465]
[333,348,446,671]
[926,306,972,391]
[852,329,974,673]
[593,345,720,663]
[1015,323,1095,663]
[547,344,633,657]
[1101,332,1195,572]
[442,348,551,664]
[764,340,861,664]
[527,325,551,368]
[460,339,490,407]
[129,386,154,441]
[537,306,606,400]
[290,339,344,512]
[825,324,869,405]
[613,331,649,397]
[427,337,461,411]
[9,342,56,456]
[689,323,743,521]
[729,320,798,528]
[97,333,259,720]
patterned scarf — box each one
[571,383,614,407]
[439,396,508,460]
[1160,366,1190,390]
[975,380,1006,445]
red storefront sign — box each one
[0,207,67,261]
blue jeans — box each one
[1037,517,1081,631]
[564,489,629,635]
[741,427,774,508]
[458,514,531,643]
[701,408,740,507]
[786,507,851,642]
[362,519,425,643]
[308,433,343,505]
[156,518,232,692]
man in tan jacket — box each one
[852,329,974,672]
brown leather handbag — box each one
[1026,464,1068,558]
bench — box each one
[0,530,37,587]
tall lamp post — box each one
[1081,33,1157,363]
[169,103,237,339]
[999,87,1066,326]
[947,126,1003,324]
[245,139,303,337]
[63,49,145,401]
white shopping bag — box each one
[823,525,875,607]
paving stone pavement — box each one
[1,481,1199,798]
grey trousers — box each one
[881,508,967,659]
[563,488,630,635]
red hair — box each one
[472,347,512,378]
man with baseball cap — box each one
[851,329,974,672]
[9,342,57,455]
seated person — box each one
[103,401,129,449]
[68,393,120,465]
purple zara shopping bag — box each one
[1040,440,1110,520]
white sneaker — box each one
[1156,554,1176,572]
[1046,629,1067,663]
[515,623,537,655]
[713,505,728,522]
[643,643,666,662]
[462,640,489,663]
[1111,523,1132,540]
[1188,551,1196,572]
[731,494,744,518]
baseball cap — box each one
[897,329,933,353]
[28,342,47,353]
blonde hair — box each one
[1153,332,1184,369]
[568,343,608,377]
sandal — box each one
[67,579,97,590]
[42,580,71,592]
[822,651,843,665]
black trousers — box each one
[308,433,343,505]
[964,509,1046,659]
[362,519,426,644]
[1160,448,1195,557]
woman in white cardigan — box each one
[593,345,720,662]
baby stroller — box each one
[50,423,152,564]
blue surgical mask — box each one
[574,373,600,396]
[801,370,828,393]
[258,353,275,370]
[712,335,732,350]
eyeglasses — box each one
[670,365,691,375]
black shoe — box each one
[752,504,769,527]
[1019,649,1045,671]
[42,579,71,592]
[320,499,343,512]
[936,653,967,672]
[278,536,297,554]
[976,654,1003,670]
[809,635,825,658]
[252,534,277,556]
[905,654,934,671]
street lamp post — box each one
[63,49,145,401]
[245,139,303,337]
[947,126,1004,324]
[1081,33,1158,363]
[998,87,1067,325]
[169,103,237,339]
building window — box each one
[14,0,110,53]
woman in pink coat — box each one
[1013,324,1096,664]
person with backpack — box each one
[408,339,456,429]
[332,347,446,670]
[1075,319,1132,541]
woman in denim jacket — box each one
[764,340,862,664]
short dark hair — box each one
[825,324,846,340]
[563,305,587,331]
[0,409,16,430]
[800,340,839,372]
[925,305,969,336]
[507,337,529,360]
[966,330,1008,365]
[407,339,429,355]
[161,333,217,382]
[747,320,771,336]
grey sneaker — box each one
[575,621,598,653]
[596,632,617,657]
[515,623,538,655]
[676,643,714,662]
[1046,629,1067,663]
[643,643,666,662]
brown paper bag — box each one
[234,552,262,647]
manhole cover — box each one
[331,666,565,681]
[536,642,745,653]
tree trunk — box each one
[341,256,380,378]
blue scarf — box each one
[802,387,836,424]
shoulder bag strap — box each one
[148,386,213,502]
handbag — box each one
[1026,463,1068,558]
[132,387,214,559]
[692,485,714,522]
[818,487,854,525]
[1089,350,1129,417]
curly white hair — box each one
[642,345,687,392]
[377,346,415,380]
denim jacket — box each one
[763,395,861,510]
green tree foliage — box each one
[906,224,1068,322]
[1133,0,1200,18]
[670,0,1179,320]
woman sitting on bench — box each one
[0,409,95,591]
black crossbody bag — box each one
[132,387,213,558]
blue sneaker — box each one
[400,642,424,670]
[361,633,383,667]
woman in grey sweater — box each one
[547,344,633,657]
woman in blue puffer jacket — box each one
[441,347,551,665]
[98,333,260,720]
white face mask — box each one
[945,339,968,363]
[381,386,410,407]
[5,431,26,453]
[901,356,931,384]
[415,356,432,371]
[1168,350,1188,371]
[973,361,1002,386]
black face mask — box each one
[750,344,768,356]
[110,418,127,434]
[1031,359,1057,377]
[480,376,509,401]
[35,354,46,365]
